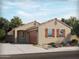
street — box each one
[0,51,79,59]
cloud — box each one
[2,0,78,23]
[2,6,9,10]
[1,1,16,10]
[17,11,32,17]
[68,0,78,2]
[16,1,41,10]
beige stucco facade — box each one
[38,20,71,45]
[7,19,72,44]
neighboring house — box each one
[6,18,72,45]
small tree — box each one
[0,29,5,42]
[0,17,10,32]
[61,17,79,35]
[10,16,22,28]
[74,23,79,37]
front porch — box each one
[14,27,38,44]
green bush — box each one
[61,42,66,46]
[48,42,56,47]
[0,29,6,42]
[51,43,56,47]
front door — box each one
[29,30,37,44]
[17,30,26,44]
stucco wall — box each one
[38,20,71,45]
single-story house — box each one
[6,18,72,45]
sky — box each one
[0,0,78,23]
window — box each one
[45,28,65,38]
[59,29,65,37]
[45,28,55,37]
[48,29,52,37]
[19,31,22,37]
[19,31,25,38]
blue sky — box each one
[1,0,78,23]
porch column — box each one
[14,30,17,43]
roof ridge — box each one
[40,18,72,29]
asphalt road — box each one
[0,51,79,59]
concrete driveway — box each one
[0,43,47,55]
[0,43,79,55]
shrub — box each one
[51,43,56,47]
[61,42,65,46]
[70,39,78,46]
[48,42,56,47]
[0,29,6,42]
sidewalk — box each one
[0,43,79,55]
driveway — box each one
[0,43,47,55]
[0,43,79,55]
